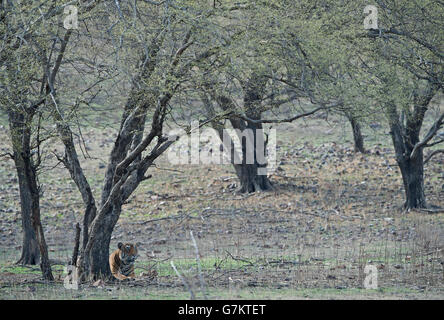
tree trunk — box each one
[397,149,426,209]
[214,96,273,192]
[387,98,429,210]
[208,74,273,193]
[234,117,273,193]
[8,111,40,265]
[390,126,427,210]
[15,169,40,265]
[78,93,174,281]
[347,114,365,153]
[86,215,115,279]
[79,201,123,280]
[234,162,273,193]
[8,110,54,280]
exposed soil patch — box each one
[0,120,443,299]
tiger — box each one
[109,242,139,280]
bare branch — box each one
[233,100,342,124]
[424,149,444,164]
[410,112,444,160]
[0,152,14,160]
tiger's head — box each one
[117,242,139,264]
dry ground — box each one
[0,113,443,300]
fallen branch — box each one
[418,208,444,214]
[224,250,254,267]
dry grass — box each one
[0,113,443,300]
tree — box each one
[363,0,444,209]
[277,0,443,209]
[0,0,41,265]
[201,73,274,193]
[0,0,73,279]
[193,1,339,192]
[1,0,102,279]
[43,0,236,280]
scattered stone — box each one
[26,286,36,292]
[92,279,106,288]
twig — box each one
[153,164,185,174]
[170,261,195,300]
[410,112,444,160]
[0,152,14,160]
[418,208,444,214]
[424,149,444,164]
[224,250,254,266]
[190,231,207,299]
[137,213,192,225]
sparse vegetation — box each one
[1,112,443,299]
[0,0,443,300]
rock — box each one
[369,123,382,130]
[140,269,158,279]
[92,279,106,288]
[149,238,167,245]
[26,286,36,292]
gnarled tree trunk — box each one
[346,113,365,153]
[397,151,426,209]
[82,206,120,280]
[386,83,439,210]
[213,95,272,192]
[9,111,40,265]
[8,110,53,280]
[389,115,427,209]
[78,84,175,281]
[205,74,273,193]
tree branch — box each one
[232,100,342,124]
[424,149,444,164]
[410,112,444,160]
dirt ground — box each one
[0,114,443,300]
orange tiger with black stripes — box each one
[109,242,139,280]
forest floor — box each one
[0,110,443,300]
